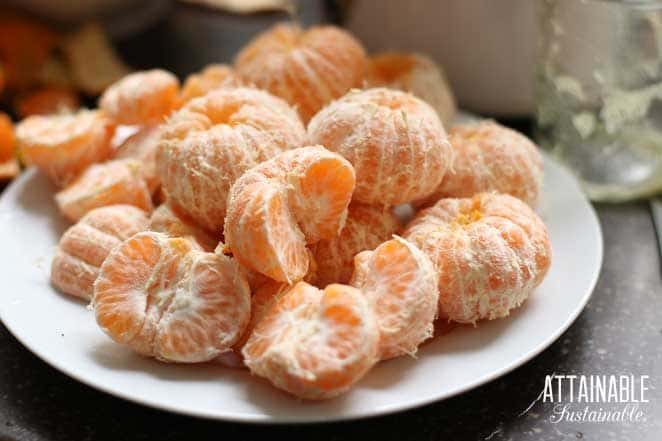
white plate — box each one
[0,155,602,423]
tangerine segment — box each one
[113,125,162,194]
[50,205,149,300]
[227,183,308,283]
[179,64,244,105]
[366,52,456,127]
[157,87,307,232]
[403,193,552,324]
[308,88,452,205]
[100,69,179,125]
[235,23,367,123]
[242,282,379,400]
[350,236,438,360]
[149,203,220,252]
[419,121,544,207]
[233,279,288,355]
[55,159,153,222]
[17,110,114,187]
[93,231,251,362]
[224,146,355,283]
[310,204,400,287]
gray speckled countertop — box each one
[1,4,661,440]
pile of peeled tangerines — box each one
[16,23,552,400]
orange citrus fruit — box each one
[235,23,367,122]
[179,64,244,105]
[93,231,251,362]
[350,236,438,359]
[50,205,149,300]
[100,69,179,125]
[224,146,355,283]
[242,281,379,399]
[417,121,544,207]
[308,88,452,205]
[0,14,56,90]
[149,203,220,252]
[55,158,153,222]
[310,203,400,287]
[15,87,80,118]
[232,279,288,355]
[113,125,162,194]
[157,87,307,232]
[366,52,456,127]
[0,112,15,162]
[0,112,19,180]
[17,110,114,187]
[403,192,552,324]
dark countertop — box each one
[1,4,661,440]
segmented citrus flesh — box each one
[308,88,452,205]
[100,69,179,125]
[113,125,162,195]
[404,193,552,324]
[149,203,220,252]
[350,236,438,359]
[17,109,114,187]
[225,146,355,283]
[235,23,367,122]
[367,52,456,127]
[51,205,149,300]
[55,158,153,222]
[93,231,251,362]
[179,64,244,105]
[242,281,379,400]
[157,87,307,232]
[233,279,288,356]
[310,203,400,287]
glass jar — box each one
[536,0,662,201]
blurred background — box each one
[1,0,662,202]
[0,0,538,116]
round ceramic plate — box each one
[0,154,602,423]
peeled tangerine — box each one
[178,64,244,105]
[310,204,400,287]
[242,282,379,400]
[55,159,153,222]
[367,52,456,127]
[224,146,355,283]
[404,193,552,324]
[113,125,162,195]
[351,237,438,360]
[212,249,318,370]
[308,88,452,205]
[149,203,220,252]
[235,23,366,122]
[93,231,251,362]
[419,121,544,207]
[100,69,179,125]
[157,87,307,232]
[17,109,114,186]
[231,279,288,359]
[51,205,149,300]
